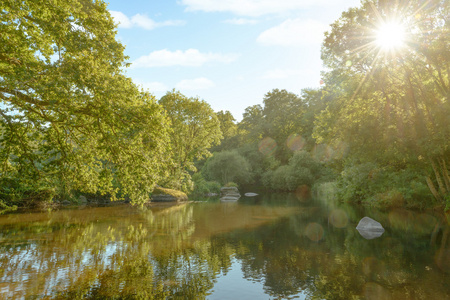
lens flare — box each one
[329,209,348,228]
[295,185,310,202]
[332,141,349,160]
[305,223,324,242]
[286,134,305,151]
[312,144,333,162]
[258,137,277,156]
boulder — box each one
[220,196,239,202]
[151,187,188,202]
[356,217,385,239]
[244,192,258,197]
[61,200,71,206]
[220,186,240,202]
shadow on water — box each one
[0,192,448,299]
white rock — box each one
[245,193,259,197]
[356,217,385,239]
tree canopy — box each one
[315,0,449,203]
[0,0,171,205]
[159,90,222,192]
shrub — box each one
[261,151,327,191]
[0,178,55,209]
[191,172,221,195]
[203,150,252,185]
[205,181,221,194]
[336,162,435,208]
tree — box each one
[315,0,450,205]
[212,110,239,151]
[238,104,264,144]
[203,150,252,185]
[159,90,222,191]
[262,89,306,163]
[216,110,237,140]
[0,0,172,205]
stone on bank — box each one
[151,187,188,202]
[220,186,240,202]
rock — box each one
[356,217,385,239]
[220,196,239,202]
[220,186,241,202]
[151,187,188,202]
[79,195,87,203]
[245,192,258,197]
[220,187,240,197]
[61,200,71,206]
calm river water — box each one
[0,193,449,299]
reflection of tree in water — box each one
[0,201,449,299]
[0,205,208,299]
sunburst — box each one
[375,21,406,51]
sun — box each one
[375,22,406,50]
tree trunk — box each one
[426,176,442,202]
[431,159,447,195]
[440,158,450,192]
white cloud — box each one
[257,19,328,46]
[109,11,185,30]
[132,49,239,68]
[136,81,169,92]
[223,18,258,25]
[180,0,355,17]
[262,68,303,79]
[175,78,215,90]
[110,11,133,28]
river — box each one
[0,192,448,299]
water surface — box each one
[0,194,448,299]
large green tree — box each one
[0,0,171,205]
[159,90,221,192]
[315,0,449,204]
[262,89,306,163]
[203,150,252,185]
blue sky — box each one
[106,0,361,120]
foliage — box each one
[238,104,264,144]
[212,110,239,152]
[203,150,252,185]
[0,177,55,208]
[224,182,238,188]
[315,0,450,206]
[262,151,328,191]
[191,172,220,196]
[337,161,435,209]
[0,0,171,205]
[262,89,306,163]
[159,90,222,192]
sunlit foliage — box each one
[315,0,450,206]
[0,0,171,205]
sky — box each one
[106,0,361,121]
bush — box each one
[337,162,379,203]
[203,150,252,185]
[205,181,221,194]
[191,172,221,195]
[261,151,327,191]
[0,178,55,209]
[224,182,238,188]
[336,162,435,208]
